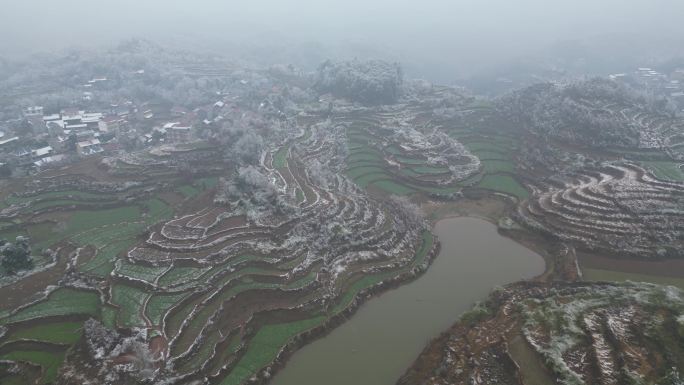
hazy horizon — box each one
[3,0,684,81]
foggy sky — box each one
[2,0,684,80]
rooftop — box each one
[0,136,19,146]
[32,146,53,157]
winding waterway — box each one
[272,216,545,385]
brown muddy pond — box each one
[272,216,545,385]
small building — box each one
[31,146,53,159]
[65,123,88,131]
[82,112,103,130]
[61,109,83,126]
[33,154,66,169]
[75,130,96,142]
[0,136,19,146]
[98,115,124,133]
[142,109,154,119]
[23,106,43,117]
[42,114,61,122]
[76,139,103,156]
[167,124,192,143]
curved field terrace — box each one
[0,112,438,385]
[3,54,684,385]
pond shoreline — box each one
[269,216,546,385]
[243,233,442,385]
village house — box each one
[33,154,66,169]
[77,138,103,156]
[22,106,43,117]
[164,123,192,142]
[82,112,104,130]
[98,115,125,133]
[0,136,19,147]
[31,146,53,160]
[61,108,83,126]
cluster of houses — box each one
[0,89,260,176]
[1,107,111,170]
[0,60,303,178]
[0,102,190,175]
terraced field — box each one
[399,281,684,385]
[517,163,684,258]
[337,95,531,201]
[0,145,225,384]
[0,114,438,384]
[6,77,684,385]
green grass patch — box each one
[481,160,516,174]
[158,265,212,287]
[0,229,28,246]
[346,166,387,179]
[371,180,416,195]
[80,239,136,277]
[385,145,403,155]
[411,166,450,174]
[146,292,190,325]
[347,133,377,143]
[111,284,149,328]
[197,176,219,190]
[4,322,82,345]
[415,230,434,265]
[101,305,117,329]
[5,190,115,205]
[2,288,100,325]
[23,199,99,212]
[177,185,201,198]
[395,156,426,165]
[220,317,326,385]
[284,271,318,290]
[477,175,529,200]
[463,139,513,154]
[353,172,393,188]
[65,206,141,237]
[273,146,289,169]
[399,168,422,178]
[470,150,509,161]
[347,152,382,164]
[413,184,461,195]
[0,350,65,385]
[143,198,173,224]
[115,261,168,284]
[348,145,381,155]
[346,160,382,170]
[177,329,221,373]
[642,161,684,181]
[583,268,684,290]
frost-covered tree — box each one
[390,195,426,227]
[0,236,33,275]
[233,130,264,164]
[496,78,666,148]
[315,59,403,105]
